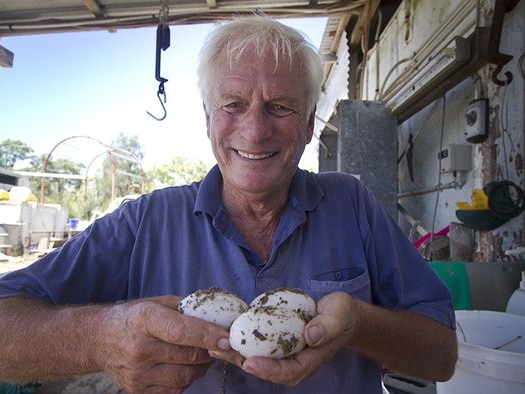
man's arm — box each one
[340,294,458,381]
[0,296,231,392]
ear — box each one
[203,102,211,138]
[305,106,316,144]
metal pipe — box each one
[40,135,145,203]
[315,115,338,132]
[397,179,465,199]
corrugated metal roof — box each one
[0,0,365,39]
[0,0,390,95]
[0,0,369,79]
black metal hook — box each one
[147,23,170,121]
[147,82,167,121]
[491,65,513,87]
[488,0,519,87]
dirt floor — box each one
[0,253,36,275]
[35,373,124,394]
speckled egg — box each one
[229,306,306,358]
[177,287,249,329]
[250,288,317,322]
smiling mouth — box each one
[236,150,277,160]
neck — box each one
[222,185,289,261]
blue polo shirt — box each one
[0,165,454,393]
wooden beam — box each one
[83,0,106,18]
[350,0,381,46]
[0,45,14,68]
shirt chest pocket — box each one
[308,267,371,301]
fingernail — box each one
[217,337,230,351]
[306,325,323,346]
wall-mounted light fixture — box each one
[378,0,518,123]
[382,36,471,121]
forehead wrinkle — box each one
[218,87,299,107]
[210,54,306,111]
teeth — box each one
[237,150,275,160]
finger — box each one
[153,342,215,365]
[145,362,211,389]
[305,292,357,347]
[208,348,245,368]
[145,295,183,309]
[115,362,210,393]
[242,347,324,386]
[137,302,230,351]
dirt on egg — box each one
[177,287,249,329]
[177,287,317,392]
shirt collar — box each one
[194,164,324,217]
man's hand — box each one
[94,295,231,393]
[210,291,457,385]
[0,296,231,394]
[209,292,355,386]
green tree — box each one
[24,155,85,217]
[91,133,146,211]
[148,157,210,188]
[0,139,34,169]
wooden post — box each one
[0,45,14,68]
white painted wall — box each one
[319,0,525,261]
[314,30,350,138]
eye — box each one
[266,103,295,117]
[221,101,245,114]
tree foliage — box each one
[89,133,146,213]
[0,139,34,169]
[0,137,212,220]
[23,154,85,217]
[148,157,210,188]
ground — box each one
[0,254,124,393]
[0,254,35,275]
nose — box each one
[239,105,273,143]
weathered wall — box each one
[320,0,524,262]
[388,0,524,261]
[392,1,525,261]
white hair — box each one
[197,15,324,113]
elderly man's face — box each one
[205,49,314,198]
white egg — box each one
[177,287,248,329]
[250,288,316,322]
[229,306,306,359]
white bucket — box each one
[437,310,525,394]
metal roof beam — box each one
[0,44,13,68]
[83,0,106,18]
[350,0,380,46]
[206,0,218,9]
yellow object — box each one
[0,189,8,200]
[471,189,489,209]
[27,194,38,203]
[456,189,489,210]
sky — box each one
[0,17,327,172]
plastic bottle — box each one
[506,271,525,316]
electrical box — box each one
[438,144,472,173]
[464,98,488,143]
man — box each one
[0,16,457,393]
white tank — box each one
[506,271,525,316]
